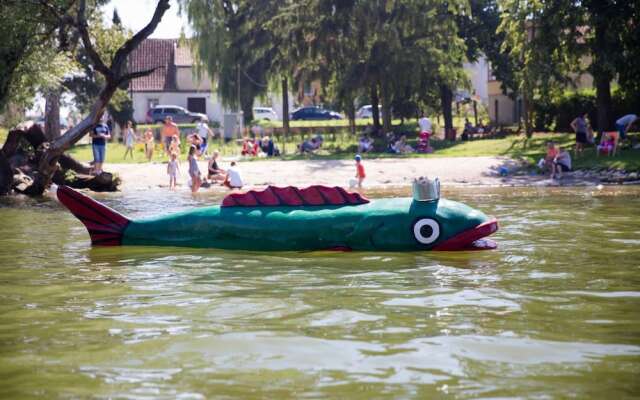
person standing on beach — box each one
[355,154,366,188]
[123,121,136,160]
[161,116,179,156]
[144,127,155,161]
[196,118,212,155]
[570,112,589,157]
[90,119,111,175]
[167,152,180,190]
[187,145,202,193]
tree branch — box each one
[117,67,161,86]
[110,0,171,73]
[76,0,111,78]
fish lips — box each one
[432,218,499,251]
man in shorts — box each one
[161,116,179,156]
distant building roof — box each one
[128,39,183,92]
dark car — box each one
[146,105,208,124]
[290,107,342,120]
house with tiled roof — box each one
[128,39,302,124]
[127,39,220,123]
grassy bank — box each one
[64,131,640,172]
[2,124,637,172]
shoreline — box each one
[106,156,638,192]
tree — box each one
[0,0,171,196]
[63,9,135,130]
[498,0,579,136]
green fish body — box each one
[57,185,498,251]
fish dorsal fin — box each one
[221,185,370,207]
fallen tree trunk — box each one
[0,124,120,194]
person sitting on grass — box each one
[358,135,374,153]
[551,147,572,180]
[241,137,259,156]
[394,135,414,154]
[597,132,616,156]
[544,141,559,176]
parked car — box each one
[146,105,208,124]
[290,107,342,120]
[253,107,279,121]
[356,104,383,119]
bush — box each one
[533,89,640,132]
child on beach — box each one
[144,127,154,162]
[123,121,136,160]
[187,145,201,193]
[355,154,365,188]
[169,134,181,155]
[167,152,180,190]
[544,141,559,176]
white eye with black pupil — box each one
[413,218,440,244]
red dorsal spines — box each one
[221,185,369,207]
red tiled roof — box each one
[128,39,177,92]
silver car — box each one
[253,107,279,121]
[146,105,208,124]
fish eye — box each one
[412,218,440,245]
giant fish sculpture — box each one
[57,178,498,251]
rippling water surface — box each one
[1,186,639,399]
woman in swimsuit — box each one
[207,150,225,183]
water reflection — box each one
[1,186,639,398]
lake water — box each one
[1,186,639,399]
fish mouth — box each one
[432,218,499,251]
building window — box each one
[187,97,206,114]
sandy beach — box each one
[108,156,601,192]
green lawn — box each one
[2,125,638,172]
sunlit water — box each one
[1,186,639,399]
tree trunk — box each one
[346,100,356,135]
[440,84,454,140]
[595,75,612,134]
[380,82,392,134]
[370,84,381,133]
[522,90,533,138]
[282,76,289,154]
[44,89,62,140]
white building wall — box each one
[463,57,489,105]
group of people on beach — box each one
[570,112,638,157]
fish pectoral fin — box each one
[347,217,385,249]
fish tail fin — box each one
[56,185,130,246]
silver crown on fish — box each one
[412,176,440,202]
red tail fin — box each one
[56,185,130,246]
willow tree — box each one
[180,0,283,123]
[498,0,579,136]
